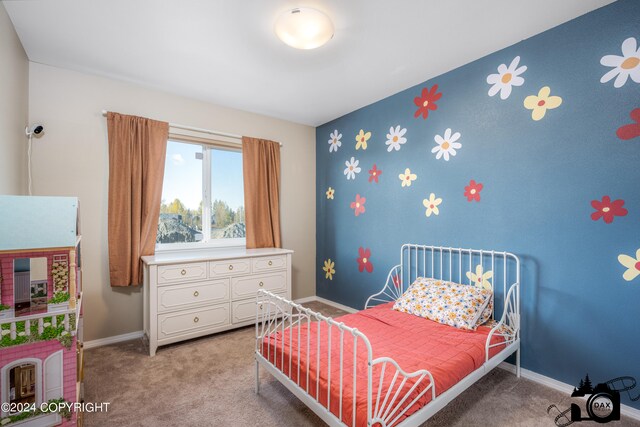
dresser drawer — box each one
[157,262,207,285]
[157,279,229,313]
[209,258,251,277]
[158,304,230,340]
[231,271,287,300]
[252,255,287,273]
[232,293,287,324]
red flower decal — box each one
[392,274,401,289]
[357,247,373,273]
[414,84,442,119]
[464,180,483,202]
[368,164,382,183]
[350,194,366,216]
[590,196,628,224]
[617,108,640,140]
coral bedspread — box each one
[260,302,506,427]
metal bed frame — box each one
[255,244,521,427]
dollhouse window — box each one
[1,358,42,417]
[9,364,37,410]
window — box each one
[157,139,245,248]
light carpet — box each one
[84,301,639,426]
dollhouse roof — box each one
[0,196,79,251]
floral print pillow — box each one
[393,277,492,330]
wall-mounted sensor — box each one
[25,125,44,138]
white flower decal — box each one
[487,56,527,100]
[466,265,493,291]
[328,130,342,153]
[385,125,407,152]
[431,128,462,161]
[422,193,442,217]
[343,157,361,180]
[601,37,640,88]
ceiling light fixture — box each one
[275,7,334,50]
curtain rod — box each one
[101,110,283,146]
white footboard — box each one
[255,290,436,427]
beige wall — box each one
[0,3,28,195]
[29,62,316,341]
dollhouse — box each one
[0,196,83,427]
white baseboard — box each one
[295,295,358,313]
[84,330,144,349]
[499,362,640,421]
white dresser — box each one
[142,247,293,356]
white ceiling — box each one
[4,0,614,126]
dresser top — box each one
[141,247,293,266]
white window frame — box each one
[156,134,246,252]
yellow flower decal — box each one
[326,187,335,199]
[422,193,442,217]
[524,86,562,121]
[323,259,335,280]
[618,249,640,281]
[355,129,371,150]
[398,168,417,187]
[466,265,493,291]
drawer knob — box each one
[193,291,199,297]
[193,317,199,323]
[268,261,273,266]
[228,265,234,271]
[181,269,187,276]
[259,281,264,287]
[259,304,263,310]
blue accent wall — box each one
[316,0,640,408]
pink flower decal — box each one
[590,196,628,224]
[464,180,483,202]
[368,164,382,183]
[357,247,373,273]
[350,194,366,216]
[617,108,640,140]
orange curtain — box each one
[242,137,282,248]
[107,112,168,286]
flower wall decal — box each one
[350,194,366,216]
[524,86,562,120]
[590,196,628,224]
[414,85,442,119]
[368,164,382,183]
[323,259,335,280]
[355,129,371,150]
[464,180,483,202]
[487,56,527,100]
[466,265,493,291]
[398,168,417,187]
[600,37,640,88]
[617,108,640,140]
[326,187,335,199]
[344,157,361,180]
[432,128,462,161]
[328,130,342,153]
[618,249,640,282]
[385,126,407,152]
[422,193,442,217]
[357,247,373,273]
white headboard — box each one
[365,244,520,321]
